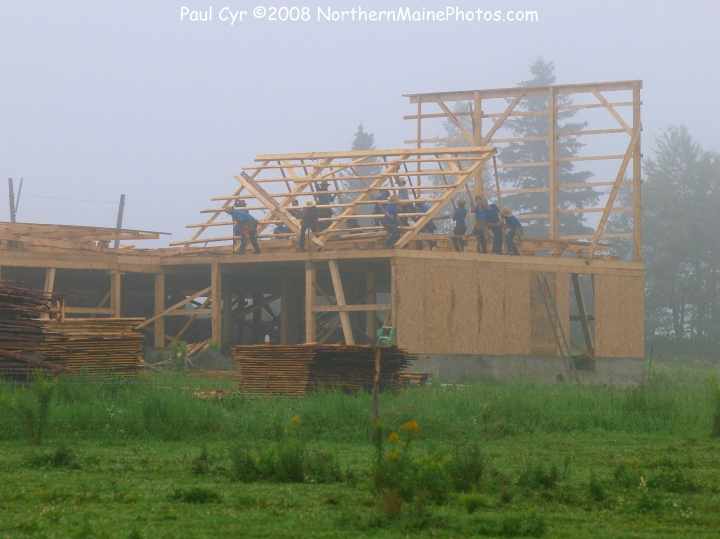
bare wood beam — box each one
[305,261,316,343]
[571,274,594,354]
[432,95,473,143]
[591,87,633,135]
[138,285,212,328]
[481,90,528,146]
[328,260,354,345]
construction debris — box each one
[233,344,418,397]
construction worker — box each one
[473,197,503,254]
[501,207,523,256]
[315,181,335,231]
[381,194,401,249]
[452,199,468,252]
[225,200,261,254]
[472,196,488,253]
[274,224,291,235]
[396,178,410,201]
[299,199,319,252]
[373,189,389,227]
[412,201,436,250]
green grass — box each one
[1,362,720,537]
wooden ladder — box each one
[536,277,579,384]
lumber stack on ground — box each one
[233,344,417,397]
[0,282,145,378]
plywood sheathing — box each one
[594,274,644,358]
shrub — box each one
[517,457,569,490]
[229,445,259,482]
[305,449,343,484]
[588,474,606,501]
[462,493,489,513]
[473,511,547,537]
[26,445,80,469]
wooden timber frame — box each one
[404,80,643,262]
[0,80,645,369]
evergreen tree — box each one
[497,58,597,236]
[343,124,381,199]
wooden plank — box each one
[110,272,121,318]
[280,276,288,344]
[137,285,212,328]
[432,94,474,143]
[211,263,221,344]
[549,86,558,240]
[591,87,633,135]
[328,260,354,345]
[481,90,528,146]
[594,274,644,358]
[366,272,375,340]
[313,304,391,312]
[64,307,115,314]
[586,128,641,263]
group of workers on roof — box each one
[224,180,523,255]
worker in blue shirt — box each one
[397,178,410,201]
[473,197,503,254]
[373,189,389,227]
[500,207,522,255]
[315,181,335,231]
[412,201,436,250]
[472,196,488,253]
[274,224,291,235]
[382,194,401,249]
[452,199,468,252]
[225,200,261,254]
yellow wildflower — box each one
[388,432,400,443]
[289,414,302,426]
[387,450,400,461]
[400,420,419,434]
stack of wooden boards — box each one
[233,344,418,397]
[0,282,145,378]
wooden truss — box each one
[404,80,643,262]
[0,222,168,254]
[174,147,496,252]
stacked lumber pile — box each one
[233,344,418,397]
[0,282,145,378]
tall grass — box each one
[0,363,715,443]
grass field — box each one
[1,361,720,538]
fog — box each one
[1,0,718,244]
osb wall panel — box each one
[395,260,539,356]
[594,274,644,358]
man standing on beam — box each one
[225,200,261,254]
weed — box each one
[305,449,343,483]
[517,458,568,490]
[462,493,489,513]
[169,486,222,504]
[0,375,57,444]
[588,473,606,501]
[228,445,259,482]
[473,511,547,537]
[447,442,486,492]
[27,445,80,469]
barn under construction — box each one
[0,80,645,386]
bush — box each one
[588,474,606,501]
[473,511,547,537]
[0,375,57,444]
[26,445,80,469]
[462,493,489,513]
[517,457,569,490]
[169,487,222,504]
[448,443,485,492]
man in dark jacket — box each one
[299,199,319,252]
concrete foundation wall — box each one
[406,354,645,388]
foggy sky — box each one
[1,0,718,245]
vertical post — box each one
[549,86,558,240]
[390,261,397,332]
[8,179,16,223]
[632,82,642,262]
[252,289,262,344]
[366,272,375,341]
[211,263,221,344]
[114,194,126,249]
[305,261,316,343]
[154,273,165,348]
[280,276,289,344]
[416,100,422,188]
[571,274,594,354]
[222,276,232,348]
[473,91,483,198]
[110,272,122,318]
[372,346,381,422]
[40,268,56,319]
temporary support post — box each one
[211,263,221,344]
[114,194,125,249]
[571,274,594,355]
[222,277,232,347]
[252,289,262,344]
[473,90,483,198]
[328,260,354,345]
[280,276,289,344]
[305,261,316,343]
[40,268,56,319]
[154,274,165,347]
[110,272,122,318]
[632,81,642,262]
[8,179,16,223]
